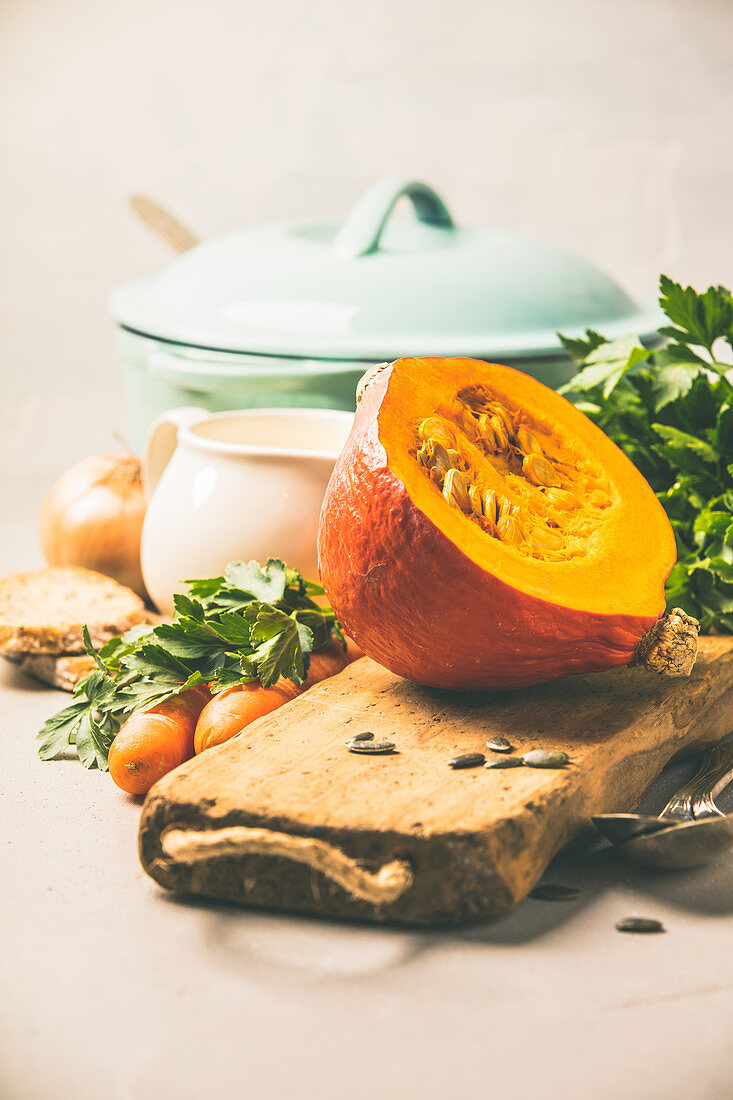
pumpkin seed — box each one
[530,883,581,901]
[477,414,499,451]
[348,741,397,755]
[490,404,515,440]
[483,489,498,524]
[522,749,569,768]
[346,731,374,744]
[523,453,560,488]
[545,486,578,509]
[497,515,522,545]
[448,752,486,769]
[429,440,452,475]
[485,736,514,753]
[418,417,452,447]
[589,488,609,508]
[484,756,523,769]
[517,426,542,455]
[446,448,461,467]
[532,525,564,551]
[468,484,484,517]
[489,415,509,449]
[443,468,471,512]
[615,917,666,934]
[498,496,514,520]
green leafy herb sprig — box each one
[38,559,344,771]
[559,275,733,632]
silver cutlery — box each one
[592,740,733,869]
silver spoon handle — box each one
[661,740,733,821]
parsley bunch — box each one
[38,559,344,771]
[559,275,733,632]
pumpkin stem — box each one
[633,608,700,677]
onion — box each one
[39,454,148,600]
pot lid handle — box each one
[332,178,455,259]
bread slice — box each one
[0,567,149,657]
[6,653,96,690]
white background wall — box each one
[2,0,732,485]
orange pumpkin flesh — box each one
[317,357,677,690]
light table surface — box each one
[2,480,732,1100]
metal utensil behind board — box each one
[593,740,733,868]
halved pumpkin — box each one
[317,356,680,690]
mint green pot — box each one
[110,178,662,450]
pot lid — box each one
[110,177,662,361]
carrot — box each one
[108,683,211,795]
[194,639,362,754]
[193,680,300,755]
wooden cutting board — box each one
[139,637,733,925]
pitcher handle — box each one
[143,406,208,501]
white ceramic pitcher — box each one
[140,406,354,615]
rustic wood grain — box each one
[139,637,733,925]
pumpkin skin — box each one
[317,357,677,690]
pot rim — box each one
[120,317,664,368]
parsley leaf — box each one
[659,276,733,357]
[559,274,733,631]
[37,559,344,770]
[224,559,288,603]
[249,606,312,687]
[560,336,652,400]
[558,329,607,361]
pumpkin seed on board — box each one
[522,749,570,769]
[345,731,374,744]
[348,740,397,755]
[615,917,666,934]
[486,736,514,753]
[448,752,486,769]
[529,883,581,901]
[484,757,523,770]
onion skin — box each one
[39,455,148,600]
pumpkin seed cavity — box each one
[415,389,615,562]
